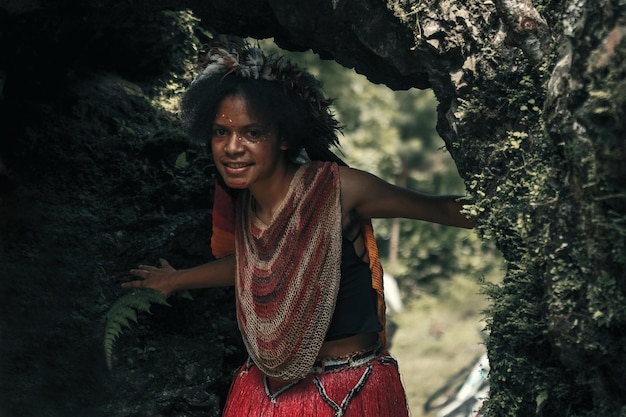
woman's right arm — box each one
[339,166,475,229]
[122,255,236,298]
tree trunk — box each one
[1,1,624,416]
[389,155,410,271]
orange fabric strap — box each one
[211,181,236,258]
[362,221,387,347]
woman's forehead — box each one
[214,94,273,126]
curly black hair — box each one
[180,42,346,165]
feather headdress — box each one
[194,39,343,159]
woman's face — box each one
[211,94,287,190]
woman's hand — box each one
[123,258,179,298]
[123,256,236,295]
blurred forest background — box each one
[267,42,505,416]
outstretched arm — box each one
[339,166,474,229]
[122,255,236,298]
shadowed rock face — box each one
[2,1,625,416]
[0,4,447,415]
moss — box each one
[450,2,626,414]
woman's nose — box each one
[223,133,244,154]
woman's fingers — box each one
[129,268,150,278]
[121,279,145,289]
[121,260,175,298]
[129,261,167,277]
[137,264,159,271]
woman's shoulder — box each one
[304,160,337,170]
[293,161,342,194]
[300,160,340,177]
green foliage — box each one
[175,151,189,168]
[103,289,170,369]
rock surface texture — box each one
[1,1,625,416]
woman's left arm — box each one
[339,166,475,229]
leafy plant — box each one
[103,289,170,369]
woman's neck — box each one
[249,162,300,224]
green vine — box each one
[103,289,170,369]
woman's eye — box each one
[213,127,228,136]
[244,129,266,142]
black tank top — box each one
[324,236,383,341]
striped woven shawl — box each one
[235,162,342,380]
[211,161,387,381]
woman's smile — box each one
[225,162,251,169]
[223,161,253,171]
[221,161,254,184]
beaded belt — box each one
[258,340,395,409]
[310,340,384,374]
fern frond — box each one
[103,289,169,369]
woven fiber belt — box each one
[310,340,384,374]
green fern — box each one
[103,289,170,369]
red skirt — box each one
[222,352,410,417]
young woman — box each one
[123,41,474,417]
